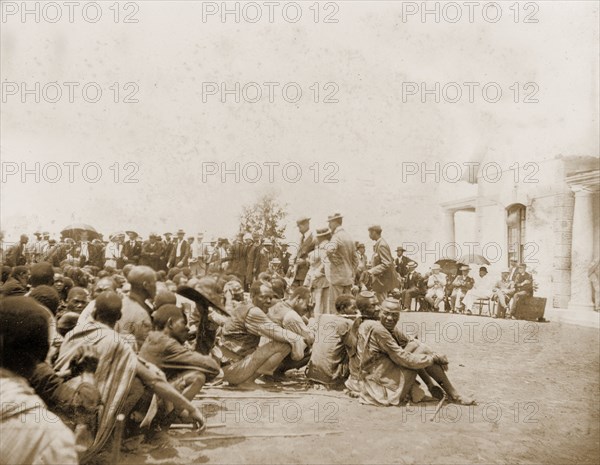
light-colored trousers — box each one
[463,289,492,311]
[312,286,331,316]
[329,284,352,313]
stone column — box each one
[443,210,456,258]
[568,187,595,311]
[552,191,574,308]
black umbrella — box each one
[434,258,464,275]
[60,223,100,241]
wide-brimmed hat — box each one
[316,227,331,238]
[176,285,226,315]
[109,231,125,241]
[327,212,343,222]
[407,261,418,269]
[396,246,406,252]
[431,264,441,271]
[460,265,471,271]
[296,216,311,225]
[176,229,185,236]
[125,231,138,238]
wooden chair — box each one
[411,296,424,311]
[473,297,495,317]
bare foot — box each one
[449,394,476,405]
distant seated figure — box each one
[508,263,534,318]
[492,270,515,318]
[425,264,447,311]
[463,267,494,314]
[450,265,474,313]
[306,294,357,387]
[400,262,424,310]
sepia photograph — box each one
[0,1,599,464]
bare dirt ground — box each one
[122,313,600,465]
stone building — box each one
[440,155,599,324]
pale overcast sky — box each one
[1,1,598,245]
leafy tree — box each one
[239,193,288,241]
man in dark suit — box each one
[508,263,534,318]
[141,233,164,271]
[279,243,291,276]
[122,231,142,265]
[394,246,415,279]
[291,216,315,288]
[227,234,247,282]
[169,229,191,268]
[4,234,29,267]
[245,233,261,290]
[365,225,398,302]
[401,262,425,310]
[507,259,519,282]
[161,233,174,271]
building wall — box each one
[474,158,575,309]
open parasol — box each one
[457,253,490,266]
[60,223,101,241]
[435,258,465,275]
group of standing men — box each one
[292,213,410,315]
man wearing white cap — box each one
[425,264,447,311]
